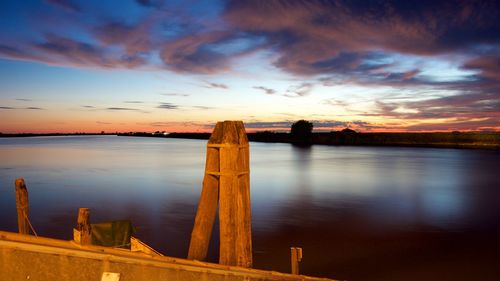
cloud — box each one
[124,101,144,104]
[203,81,228,89]
[106,107,139,111]
[0,106,43,110]
[157,102,179,109]
[81,105,95,108]
[96,121,112,125]
[285,83,313,97]
[15,98,32,101]
[243,119,381,131]
[192,106,214,110]
[253,86,276,95]
[161,93,190,97]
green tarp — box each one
[91,220,135,249]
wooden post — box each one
[188,121,252,268]
[15,178,30,235]
[290,247,303,275]
[77,208,91,245]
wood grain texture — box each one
[187,145,220,260]
[77,208,91,245]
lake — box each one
[1,135,499,280]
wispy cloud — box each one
[284,83,314,98]
[0,106,43,110]
[157,102,179,110]
[203,81,229,89]
[161,93,190,97]
[124,101,144,104]
[253,86,276,95]
[106,107,140,111]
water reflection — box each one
[1,136,499,280]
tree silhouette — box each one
[290,120,313,142]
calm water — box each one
[1,136,499,280]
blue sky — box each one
[0,0,499,133]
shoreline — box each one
[1,132,498,150]
[119,132,500,150]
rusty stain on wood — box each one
[15,178,30,235]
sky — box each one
[0,0,499,133]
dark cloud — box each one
[157,103,179,109]
[253,86,276,95]
[81,105,95,108]
[0,106,43,110]
[45,0,80,13]
[243,120,380,131]
[135,0,161,8]
[94,21,152,56]
[106,107,139,111]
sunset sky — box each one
[0,0,499,133]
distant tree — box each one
[290,120,313,142]
[340,128,356,133]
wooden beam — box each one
[188,142,220,260]
[218,121,252,267]
[76,208,91,245]
[15,178,30,235]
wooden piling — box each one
[76,208,91,245]
[290,247,303,275]
[15,178,30,235]
[188,121,252,268]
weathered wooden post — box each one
[15,178,30,235]
[290,247,303,275]
[188,121,252,268]
[77,208,92,245]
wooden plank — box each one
[131,237,163,256]
[219,121,240,266]
[15,178,29,235]
[76,208,91,245]
[235,121,252,268]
